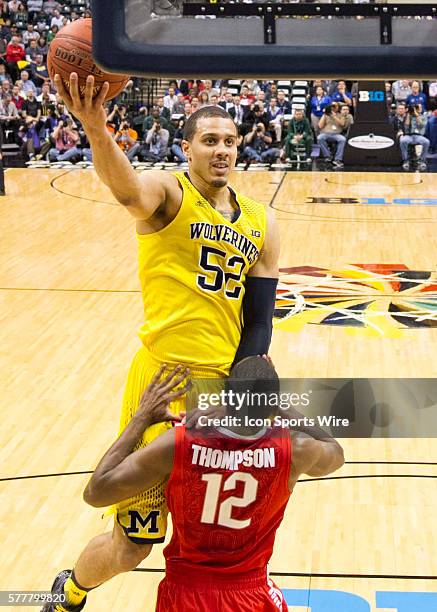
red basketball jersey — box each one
[164,424,292,582]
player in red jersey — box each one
[83,358,344,611]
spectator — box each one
[11,83,24,111]
[228,95,247,128]
[15,3,28,27]
[182,101,193,121]
[256,90,266,107]
[20,69,38,95]
[8,0,20,15]
[428,80,437,111]
[60,16,70,29]
[0,92,19,134]
[266,96,283,142]
[27,0,44,22]
[46,24,59,44]
[48,117,80,161]
[277,89,291,115]
[244,102,269,133]
[399,104,429,171]
[198,90,210,108]
[37,81,56,103]
[132,106,147,139]
[201,78,218,99]
[340,104,354,135]
[141,119,169,162]
[385,81,394,111]
[43,0,60,15]
[219,92,234,112]
[0,63,9,83]
[163,85,178,114]
[21,88,41,121]
[265,82,279,102]
[155,96,170,121]
[243,121,279,163]
[106,102,126,131]
[425,109,437,153]
[282,108,313,162]
[218,85,228,103]
[166,79,180,94]
[331,80,352,107]
[392,79,412,103]
[35,13,49,35]
[6,34,25,82]
[172,92,185,115]
[239,84,255,107]
[23,23,39,46]
[241,79,260,95]
[30,53,49,90]
[1,78,11,101]
[18,116,42,158]
[190,96,199,112]
[114,118,138,157]
[36,35,47,58]
[143,104,169,132]
[25,37,39,63]
[406,80,427,112]
[170,117,187,163]
[209,93,219,107]
[317,102,347,169]
[0,31,7,64]
[310,86,331,137]
[389,101,407,137]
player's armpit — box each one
[83,429,175,508]
[123,170,180,221]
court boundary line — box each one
[132,567,437,580]
[2,469,435,483]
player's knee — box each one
[113,539,152,572]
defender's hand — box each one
[136,364,191,427]
[54,72,109,133]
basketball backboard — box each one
[92,1,437,78]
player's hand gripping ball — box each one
[47,18,130,101]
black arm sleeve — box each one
[233,276,278,366]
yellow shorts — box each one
[114,346,225,544]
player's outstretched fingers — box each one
[54,74,73,107]
[84,75,95,109]
[150,363,167,388]
[69,72,81,104]
[160,365,187,392]
[95,80,110,107]
[167,380,192,403]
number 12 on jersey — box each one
[200,472,259,530]
[197,245,246,299]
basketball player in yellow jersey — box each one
[42,74,279,612]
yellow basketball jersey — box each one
[137,171,266,375]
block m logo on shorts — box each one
[127,510,160,535]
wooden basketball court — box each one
[1,167,436,611]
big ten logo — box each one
[283,589,437,611]
[359,90,384,102]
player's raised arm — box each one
[233,207,279,364]
[54,73,179,220]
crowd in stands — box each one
[1,0,437,171]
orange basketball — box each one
[47,18,130,101]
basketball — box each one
[47,18,130,101]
